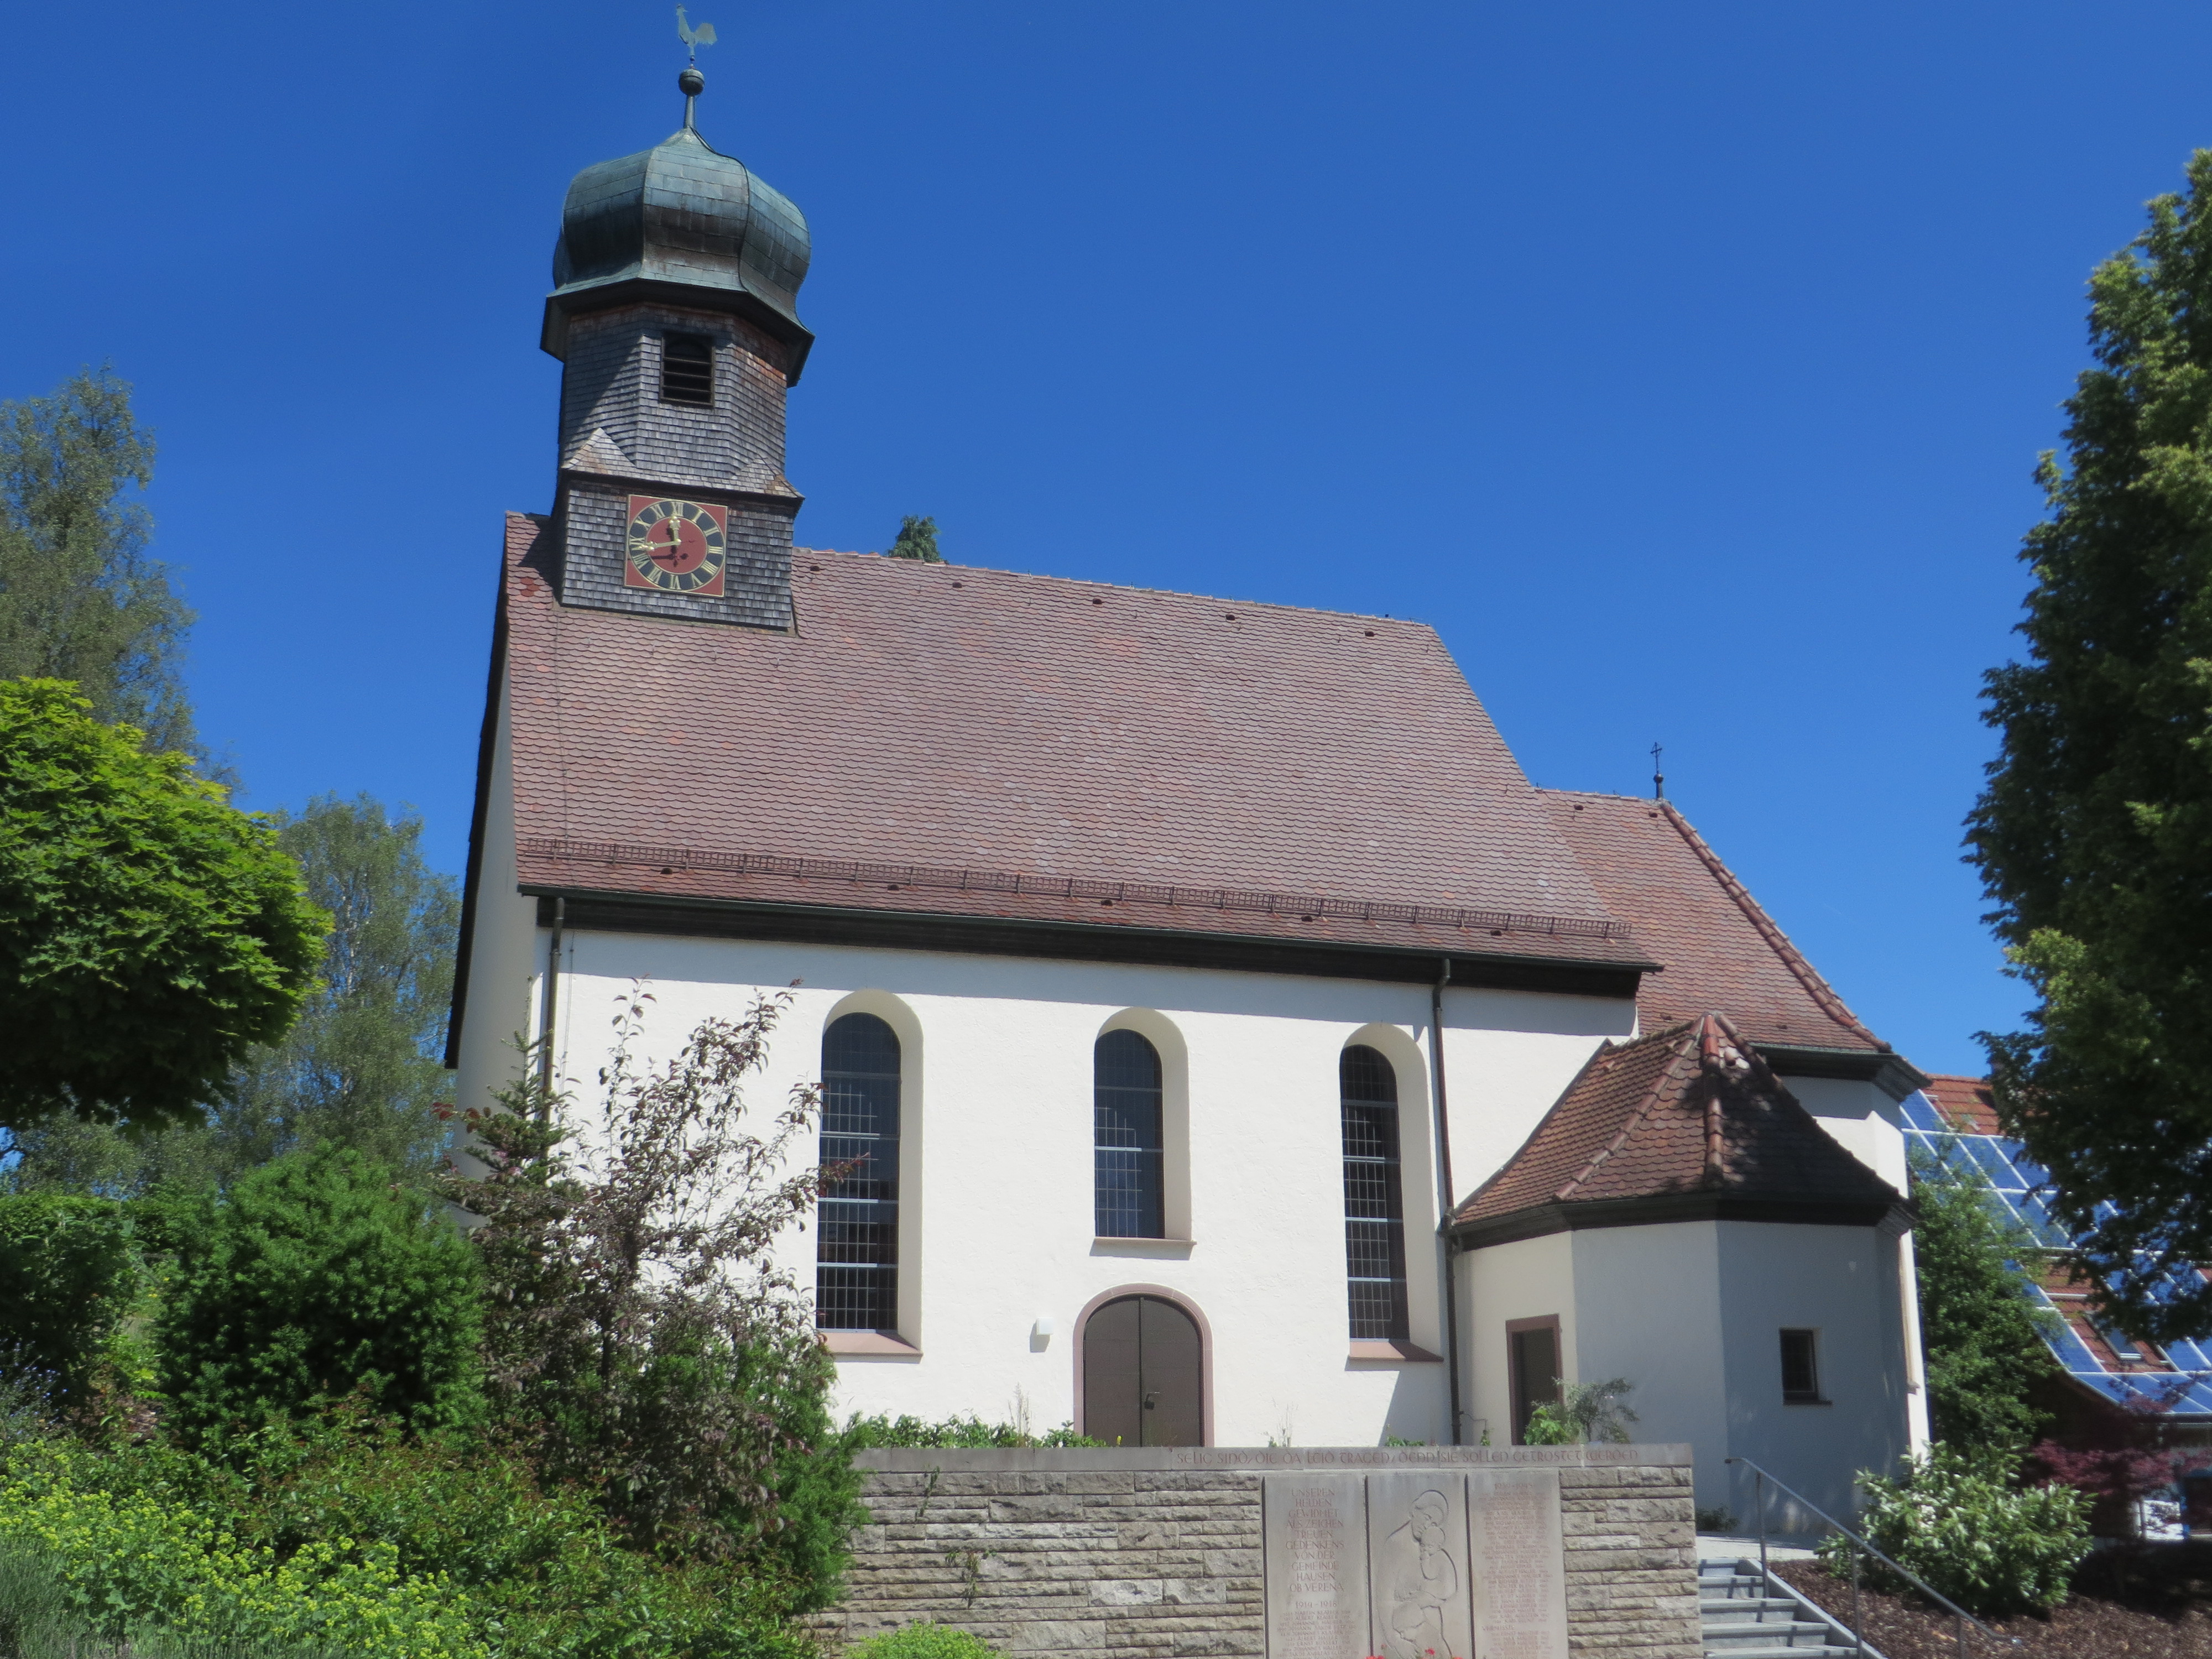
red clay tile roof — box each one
[1922,1073,2000,1134]
[1540,790,1887,1054]
[495,516,1651,964]
[1455,1014,1902,1233]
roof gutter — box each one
[1432,958,1464,1446]
[517,886,1658,997]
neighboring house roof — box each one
[1921,1072,2000,1134]
[488,518,1652,974]
[1541,791,1907,1078]
[1901,1086,2212,1416]
[1454,1013,1904,1248]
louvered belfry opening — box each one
[816,1013,901,1331]
[660,331,715,406]
[1094,1030,1165,1238]
[1341,1044,1410,1340]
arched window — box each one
[817,1013,901,1331]
[1094,1030,1164,1238]
[1342,1044,1410,1340]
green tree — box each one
[886,515,943,562]
[0,680,327,1134]
[0,370,195,757]
[1910,1150,2058,1447]
[221,795,460,1174]
[1968,149,2212,1337]
[156,1144,482,1446]
[4,794,459,1192]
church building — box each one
[450,71,1931,1524]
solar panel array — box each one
[1900,1093,2212,1415]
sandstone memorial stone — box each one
[1469,1466,1570,1659]
[1365,1471,1474,1659]
[1261,1476,1370,1659]
[825,1445,1700,1659]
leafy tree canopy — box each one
[1968,149,2212,1337]
[1910,1151,2058,1447]
[886,515,943,562]
[6,794,458,1192]
[223,794,460,1173]
[0,679,328,1133]
[0,369,196,757]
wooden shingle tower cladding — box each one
[539,74,812,632]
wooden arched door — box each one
[1081,1292,1203,1446]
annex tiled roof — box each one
[1922,1073,2000,1134]
[1541,790,1888,1054]
[1456,1014,1903,1235]
[495,518,1649,966]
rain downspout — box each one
[537,896,565,1105]
[1432,958,1465,1444]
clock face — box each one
[624,497,728,596]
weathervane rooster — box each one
[676,6,717,62]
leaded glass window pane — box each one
[1095,1029,1164,1238]
[817,1013,900,1331]
[1342,1044,1409,1340]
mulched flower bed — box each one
[1775,1546,2212,1658]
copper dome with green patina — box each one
[542,119,812,375]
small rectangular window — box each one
[661,333,714,406]
[2091,1319,2157,1365]
[1508,1319,1562,1443]
[1780,1328,1823,1403]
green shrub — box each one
[843,1412,1101,1450]
[1519,1403,1577,1444]
[0,1428,813,1659]
[0,1441,486,1658]
[734,1334,865,1610]
[1819,1444,2092,1616]
[0,1194,139,1414]
[846,1622,1004,1658]
[156,1146,481,1444]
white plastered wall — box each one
[451,679,543,1122]
[1781,1073,1931,1454]
[1787,1074,1909,1191]
[518,928,1631,1447]
[1460,1231,1579,1451]
[1465,1217,1911,1517]
[1571,1224,1730,1506]
[1715,1219,1913,1525]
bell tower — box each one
[540,65,812,629]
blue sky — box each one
[3,1,2203,1077]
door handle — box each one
[1144,1392,1159,1410]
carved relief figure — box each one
[1378,1487,1459,1659]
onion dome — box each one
[541,69,813,378]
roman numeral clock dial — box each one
[624,496,728,596]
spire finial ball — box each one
[679,66,705,97]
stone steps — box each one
[1698,1561,1877,1659]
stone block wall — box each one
[816,1446,1701,1659]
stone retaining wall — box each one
[817,1445,1702,1658]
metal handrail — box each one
[1725,1455,2022,1655]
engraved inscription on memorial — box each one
[1468,1467,1570,1659]
[1261,1477,1370,1659]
